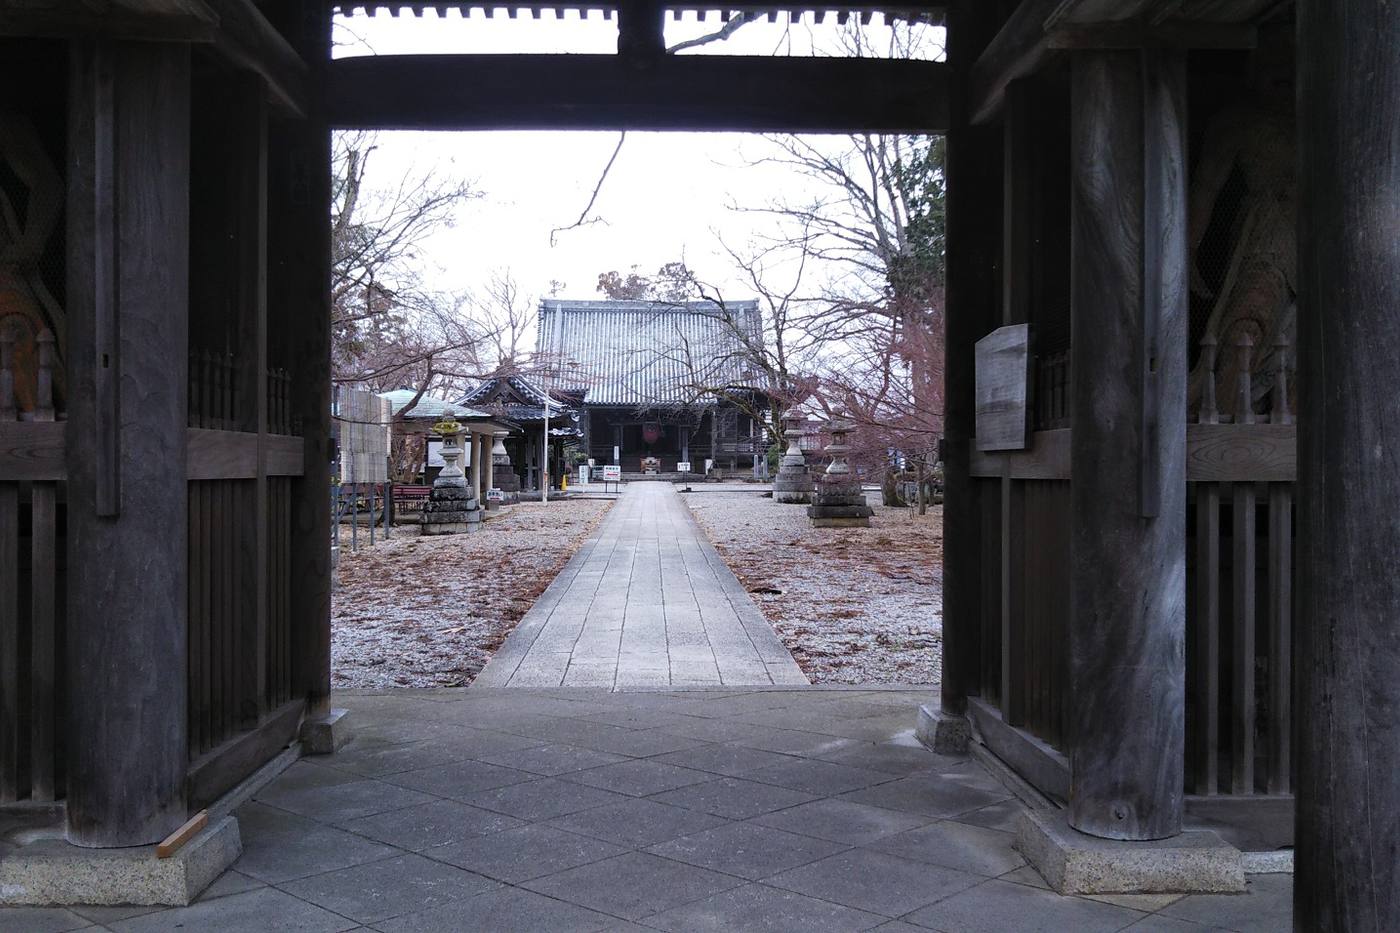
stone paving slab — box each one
[476,482,808,689]
[0,688,1293,932]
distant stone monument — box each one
[773,414,814,504]
[491,430,520,503]
[806,417,873,528]
[421,416,481,534]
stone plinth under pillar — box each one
[300,708,353,755]
[915,700,971,754]
[0,812,242,906]
[1016,809,1244,895]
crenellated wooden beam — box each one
[332,1,947,22]
[326,52,949,132]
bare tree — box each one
[331,131,483,389]
[817,288,946,512]
[732,71,947,502]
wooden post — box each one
[998,79,1034,727]
[469,432,483,502]
[940,1,1002,718]
[1067,49,1187,841]
[1295,2,1400,926]
[65,39,191,847]
[267,0,334,715]
[227,72,270,726]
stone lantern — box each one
[806,416,872,527]
[491,430,520,504]
[420,415,481,534]
[772,413,814,504]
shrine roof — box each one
[535,299,765,407]
[379,389,489,421]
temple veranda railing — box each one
[968,334,1296,813]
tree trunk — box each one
[882,468,905,507]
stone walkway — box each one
[3,688,1291,932]
[476,482,807,689]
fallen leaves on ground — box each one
[331,498,613,688]
[685,489,943,686]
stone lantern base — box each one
[493,462,521,502]
[420,484,482,535]
[806,478,872,528]
[773,453,814,504]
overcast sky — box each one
[333,11,944,338]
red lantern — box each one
[642,422,661,445]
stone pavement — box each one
[1,688,1292,932]
[476,481,807,689]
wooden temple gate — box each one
[0,4,332,845]
[0,1,1396,927]
[937,2,1398,924]
[943,1,1308,844]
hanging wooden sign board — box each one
[974,324,1032,452]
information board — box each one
[602,464,621,482]
[677,461,692,473]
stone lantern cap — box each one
[825,416,855,437]
[433,415,463,438]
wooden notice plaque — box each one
[974,324,1031,452]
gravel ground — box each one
[684,487,942,685]
[331,498,613,688]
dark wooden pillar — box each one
[65,40,191,847]
[233,74,270,727]
[267,0,334,715]
[1067,49,1187,841]
[1295,2,1400,926]
[940,2,1002,716]
[998,79,1032,727]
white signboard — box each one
[577,465,590,485]
[602,464,621,482]
[335,387,390,483]
[677,461,692,473]
[486,488,503,501]
[426,439,444,468]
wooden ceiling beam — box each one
[966,0,1063,127]
[968,0,1265,125]
[0,0,308,117]
[325,53,949,132]
[0,0,220,42]
[205,0,310,117]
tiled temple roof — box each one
[535,299,764,407]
